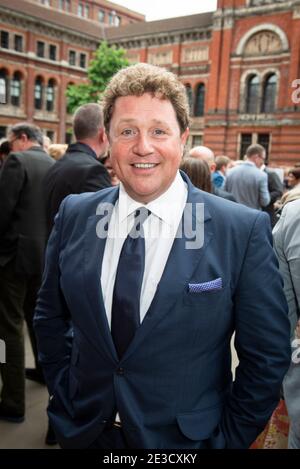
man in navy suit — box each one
[34,63,290,449]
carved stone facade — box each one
[126,52,140,64]
[148,50,173,66]
[244,31,282,55]
[181,46,209,63]
[251,0,286,5]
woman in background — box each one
[48,144,68,161]
[287,167,300,190]
[180,157,212,193]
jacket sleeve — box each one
[220,211,291,448]
[273,203,300,337]
[81,163,111,192]
[0,154,25,236]
[259,172,271,208]
[33,196,72,395]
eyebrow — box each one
[117,118,170,127]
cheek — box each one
[110,149,130,176]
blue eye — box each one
[153,129,166,135]
[121,129,133,136]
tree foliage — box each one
[66,41,129,114]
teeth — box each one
[133,163,156,169]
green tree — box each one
[66,41,129,114]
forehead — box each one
[111,93,178,123]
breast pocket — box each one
[181,285,233,336]
[182,284,230,308]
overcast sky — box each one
[112,0,218,21]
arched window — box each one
[194,84,205,117]
[10,72,21,107]
[185,84,193,115]
[34,76,43,110]
[262,73,277,113]
[46,79,55,112]
[246,75,259,114]
[0,69,8,104]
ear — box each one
[180,128,189,148]
[102,129,108,146]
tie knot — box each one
[135,207,150,221]
[130,207,150,237]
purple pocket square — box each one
[188,278,223,293]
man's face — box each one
[254,151,266,168]
[108,93,189,203]
[7,132,30,153]
[8,132,24,153]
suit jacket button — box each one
[102,419,107,424]
[117,367,124,375]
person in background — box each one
[273,187,300,449]
[287,167,300,190]
[0,123,54,422]
[261,165,283,227]
[44,103,111,234]
[48,144,68,161]
[213,155,230,189]
[225,144,270,210]
[101,153,120,186]
[180,157,211,192]
[0,140,10,169]
[189,146,235,201]
[43,136,52,153]
[34,63,290,450]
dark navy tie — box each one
[111,207,150,359]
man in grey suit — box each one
[225,144,270,210]
[0,123,54,422]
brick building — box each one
[0,0,144,143]
[108,0,300,166]
[1,0,300,165]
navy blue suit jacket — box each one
[34,172,290,449]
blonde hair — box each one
[281,187,300,207]
[48,144,68,161]
[102,63,190,134]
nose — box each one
[132,133,153,156]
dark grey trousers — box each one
[0,261,41,414]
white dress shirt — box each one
[101,171,187,327]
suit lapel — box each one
[123,178,213,361]
[83,189,119,361]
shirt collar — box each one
[118,171,187,227]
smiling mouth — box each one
[132,163,158,169]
